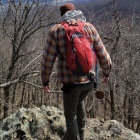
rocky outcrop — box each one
[85,119,140,140]
[0,106,66,140]
[0,105,140,140]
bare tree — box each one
[0,0,58,117]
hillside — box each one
[76,0,140,18]
[0,106,140,140]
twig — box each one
[19,53,42,78]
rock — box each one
[85,119,140,140]
[0,106,66,140]
[0,106,140,140]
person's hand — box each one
[101,74,109,83]
[44,85,50,93]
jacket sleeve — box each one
[88,24,112,77]
[41,26,57,86]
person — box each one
[41,3,112,140]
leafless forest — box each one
[0,0,140,134]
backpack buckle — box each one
[68,21,78,26]
[69,23,78,26]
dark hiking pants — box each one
[62,82,94,140]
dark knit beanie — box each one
[60,3,75,16]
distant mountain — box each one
[76,0,140,17]
[72,0,140,26]
[119,0,140,14]
[56,0,102,5]
[72,0,101,3]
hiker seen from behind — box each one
[41,3,112,140]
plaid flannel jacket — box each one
[41,20,111,86]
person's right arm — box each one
[41,26,57,92]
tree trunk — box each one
[104,98,107,121]
[131,116,134,130]
[36,87,39,105]
[109,82,115,120]
[32,88,36,105]
[3,86,10,118]
[21,83,26,107]
[28,85,30,106]
[0,88,4,115]
[136,120,140,133]
[12,84,17,112]
[128,98,132,128]
[41,89,43,105]
[123,94,127,126]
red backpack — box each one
[61,21,97,76]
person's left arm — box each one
[86,23,112,83]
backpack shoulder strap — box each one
[61,21,68,26]
[77,20,84,27]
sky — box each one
[1,0,87,4]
